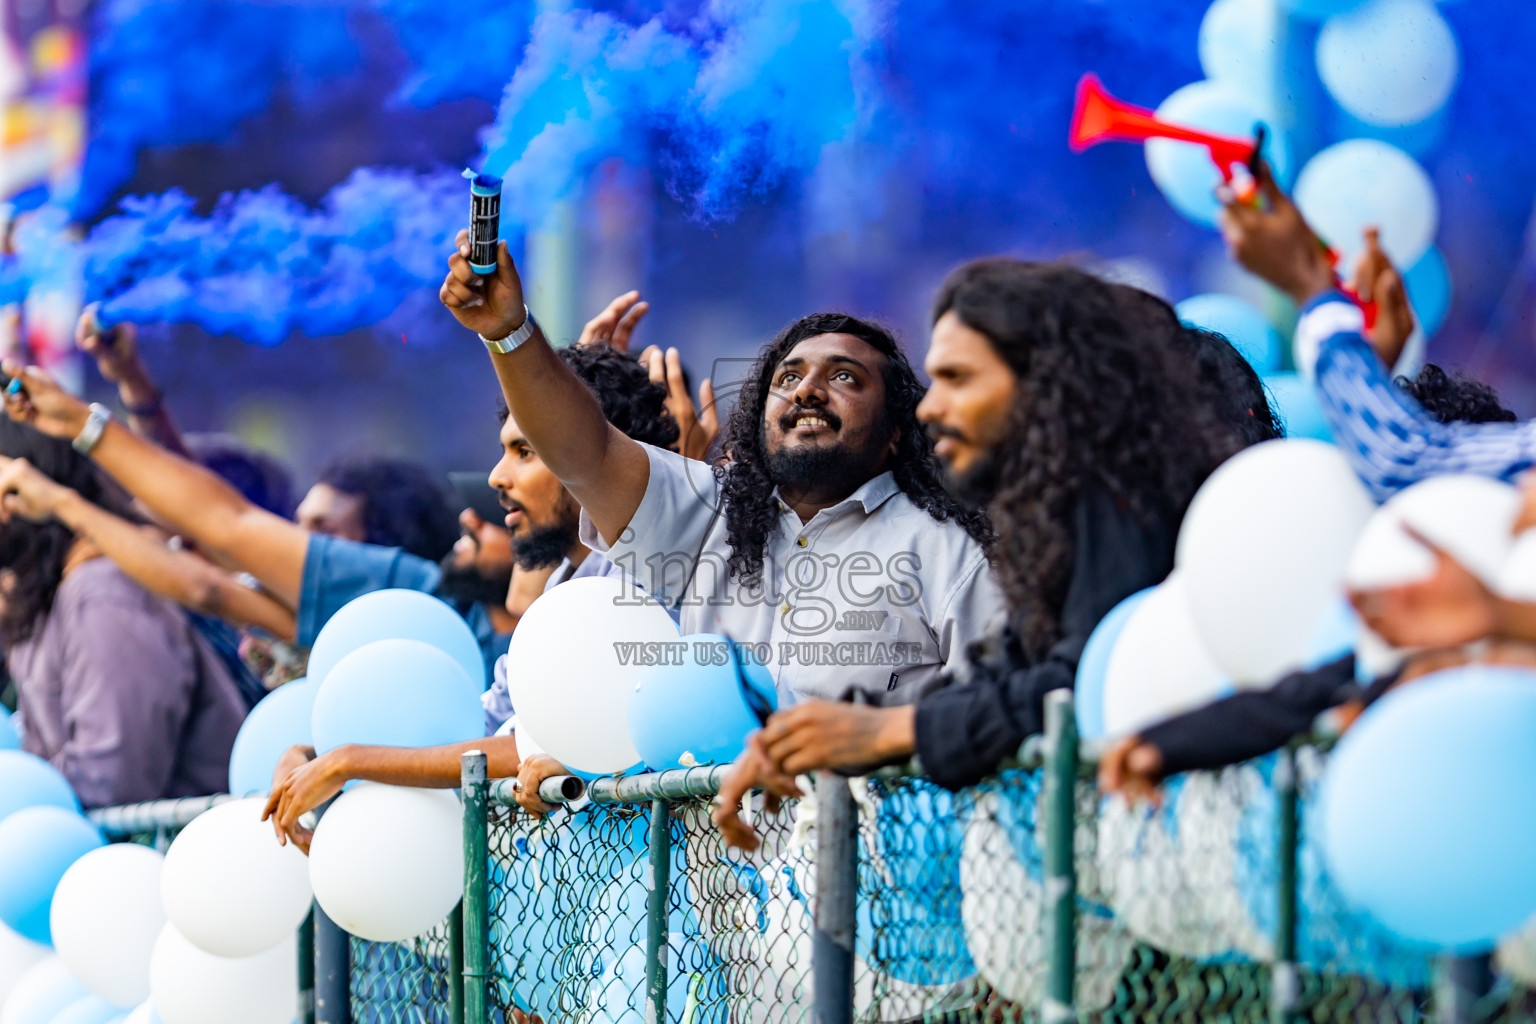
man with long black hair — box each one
[708,259,1278,846]
[440,235,1004,712]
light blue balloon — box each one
[628,634,778,772]
[1316,0,1459,128]
[0,806,104,944]
[49,996,126,1024]
[1263,373,1334,443]
[585,940,699,1024]
[1236,759,1433,988]
[1404,246,1451,338]
[228,678,317,795]
[307,588,487,691]
[1075,588,1155,740]
[3,967,88,1024]
[1176,294,1282,374]
[1145,81,1292,228]
[1320,666,1536,950]
[1198,0,1282,103]
[311,639,484,755]
[0,706,20,750]
[1280,0,1370,19]
[0,751,80,825]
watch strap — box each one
[72,403,112,456]
[481,306,537,355]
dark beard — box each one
[513,521,578,570]
[436,560,514,607]
[942,445,1006,509]
[764,443,874,489]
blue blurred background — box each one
[2,0,1532,483]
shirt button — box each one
[796,536,808,548]
[781,603,791,614]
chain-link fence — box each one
[87,689,1536,1024]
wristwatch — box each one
[480,305,537,355]
[72,403,112,456]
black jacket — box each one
[1138,655,1401,776]
[908,483,1177,790]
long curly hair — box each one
[934,259,1249,657]
[0,419,137,645]
[716,312,992,589]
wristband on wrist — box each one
[72,403,112,456]
[481,306,537,355]
[121,386,163,418]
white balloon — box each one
[1317,0,1459,127]
[148,925,295,1024]
[0,958,86,1024]
[49,845,164,1008]
[308,784,463,943]
[161,798,311,959]
[0,919,49,1008]
[1101,573,1232,736]
[1178,440,1375,685]
[959,792,1132,1011]
[1346,475,1520,592]
[505,576,678,774]
[1501,530,1536,603]
[1294,140,1437,270]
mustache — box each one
[778,405,842,433]
[498,493,526,516]
[925,422,967,444]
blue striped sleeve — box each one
[1298,293,1536,502]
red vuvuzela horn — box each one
[1069,73,1254,181]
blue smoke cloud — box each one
[39,0,885,344]
[79,167,462,345]
[80,0,363,218]
[374,0,531,107]
[480,0,886,222]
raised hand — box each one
[75,305,146,387]
[639,344,719,462]
[1218,158,1337,306]
[0,455,72,522]
[1350,227,1415,368]
[0,360,90,440]
[440,231,528,342]
[578,291,650,351]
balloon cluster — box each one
[1135,0,1458,399]
[1068,434,1536,961]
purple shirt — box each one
[6,559,247,808]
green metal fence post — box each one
[1041,689,1078,1024]
[297,906,316,1024]
[812,772,857,1024]
[449,903,465,1024]
[645,796,672,1024]
[462,751,490,1024]
[1271,745,1300,1024]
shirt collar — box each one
[773,471,902,519]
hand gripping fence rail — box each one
[89,689,1536,1024]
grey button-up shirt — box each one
[6,558,247,808]
[579,444,1005,705]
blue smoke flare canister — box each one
[463,168,503,275]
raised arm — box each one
[1,362,309,606]
[438,234,651,543]
[76,307,192,460]
[0,455,295,638]
[1220,164,1536,500]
